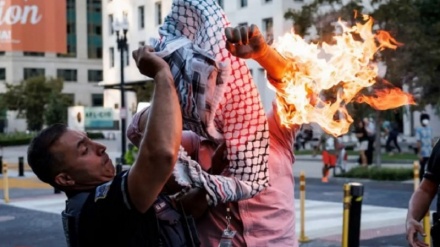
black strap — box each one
[178,201,197,247]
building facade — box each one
[0,0,104,132]
[102,0,439,138]
[102,0,305,113]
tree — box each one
[45,92,73,126]
[1,76,67,131]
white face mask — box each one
[422,119,429,125]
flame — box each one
[272,15,414,136]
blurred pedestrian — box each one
[416,113,433,181]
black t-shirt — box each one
[76,171,160,247]
[354,126,368,142]
[424,139,440,184]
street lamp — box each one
[114,15,129,164]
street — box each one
[0,141,434,247]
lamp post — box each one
[114,15,128,164]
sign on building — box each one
[84,107,114,130]
[68,106,116,131]
[0,0,67,53]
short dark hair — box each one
[27,124,68,187]
[420,113,430,123]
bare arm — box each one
[128,47,182,213]
[408,179,438,221]
[406,178,438,247]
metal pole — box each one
[2,163,9,203]
[298,171,309,242]
[348,182,364,247]
[18,156,24,177]
[342,183,350,247]
[0,156,2,174]
[118,31,127,164]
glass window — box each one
[91,94,104,106]
[110,47,115,67]
[155,2,162,25]
[88,70,103,82]
[58,0,76,57]
[217,0,224,8]
[138,6,145,29]
[262,17,273,42]
[238,22,248,27]
[87,0,102,59]
[139,41,145,47]
[57,69,78,82]
[0,68,5,80]
[23,52,45,56]
[23,68,45,80]
[240,0,248,7]
[109,14,114,35]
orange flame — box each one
[272,15,414,136]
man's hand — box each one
[132,46,170,78]
[225,24,269,60]
[406,218,428,247]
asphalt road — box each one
[1,178,434,247]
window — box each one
[23,52,45,56]
[262,17,274,43]
[88,70,103,82]
[138,6,145,29]
[0,68,5,80]
[0,51,5,56]
[217,0,224,8]
[249,69,253,77]
[125,45,130,66]
[23,68,45,80]
[58,0,77,57]
[110,47,115,67]
[139,41,145,47]
[109,14,114,35]
[238,22,248,27]
[87,0,102,59]
[155,2,162,25]
[91,94,104,106]
[264,0,272,2]
[240,0,248,8]
[57,69,78,82]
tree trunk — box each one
[375,110,382,167]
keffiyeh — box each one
[152,0,270,204]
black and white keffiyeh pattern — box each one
[152,0,270,204]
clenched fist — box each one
[132,46,170,79]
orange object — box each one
[322,150,337,167]
[0,0,67,53]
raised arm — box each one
[225,24,291,82]
[128,46,182,213]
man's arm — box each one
[128,47,182,213]
[225,24,291,82]
[406,178,438,247]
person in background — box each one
[416,113,433,181]
[355,119,369,166]
[385,120,401,155]
[364,117,375,165]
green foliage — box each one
[45,93,73,126]
[336,166,413,181]
[1,76,69,131]
[0,132,36,146]
[124,144,139,165]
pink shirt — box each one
[184,108,298,247]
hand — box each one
[132,46,170,78]
[225,24,269,60]
[177,187,209,219]
[209,142,228,175]
[406,218,428,247]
